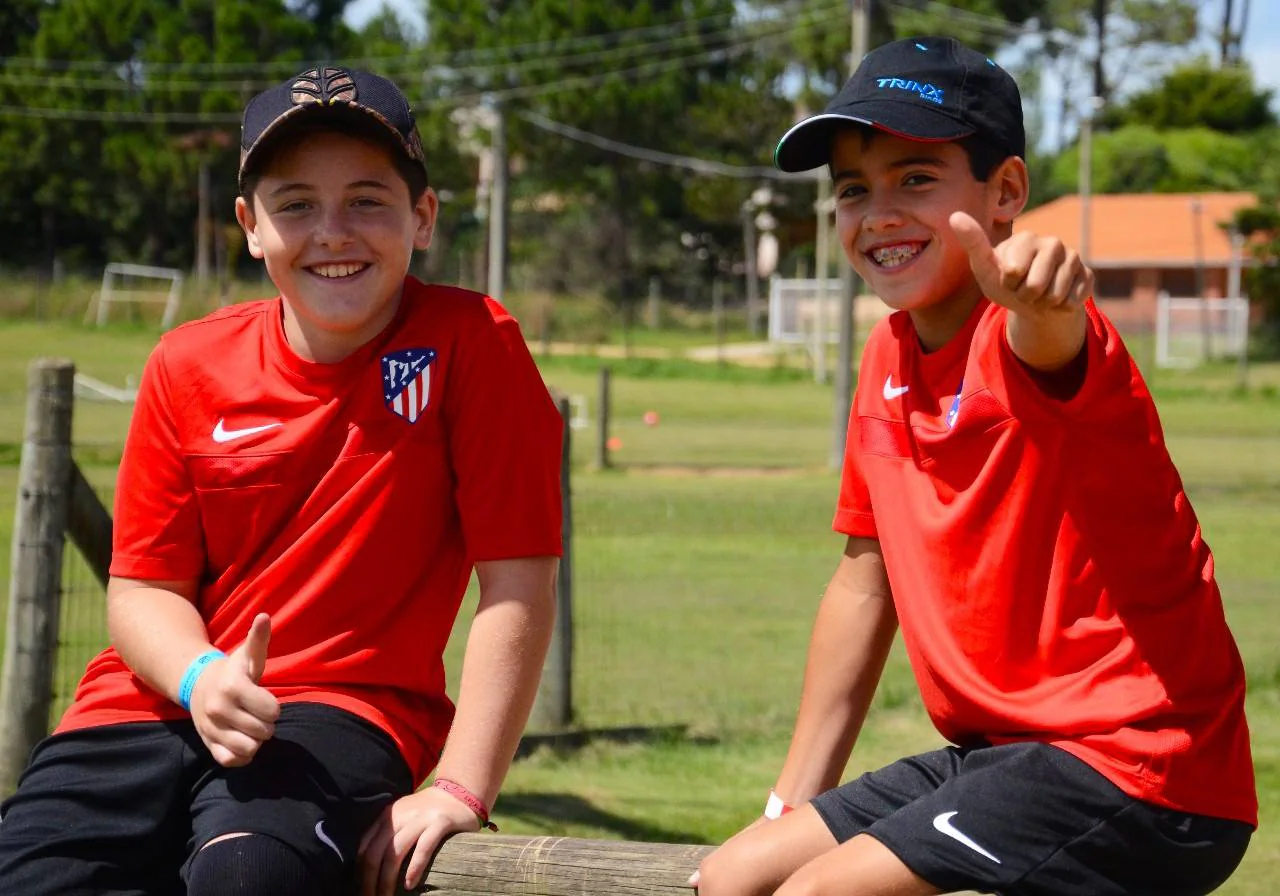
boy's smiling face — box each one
[236,129,436,363]
[831,127,1026,339]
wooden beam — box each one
[410,834,710,895]
[66,459,112,587]
[403,834,982,896]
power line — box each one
[418,3,843,80]
[0,105,238,123]
[881,0,1030,40]
[519,110,818,181]
[0,5,841,94]
[0,4,811,75]
[0,6,841,121]
[425,7,842,108]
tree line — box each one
[1,0,1277,328]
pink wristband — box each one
[432,778,499,831]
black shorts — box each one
[811,741,1252,896]
[0,703,413,896]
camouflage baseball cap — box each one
[238,66,428,193]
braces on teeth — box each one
[873,245,919,266]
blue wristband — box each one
[178,649,226,711]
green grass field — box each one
[0,316,1277,892]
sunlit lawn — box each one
[0,315,1276,893]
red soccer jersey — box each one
[835,298,1257,825]
[57,277,563,785]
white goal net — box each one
[1155,293,1249,369]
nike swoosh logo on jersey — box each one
[211,419,283,444]
[932,811,1002,864]
[883,375,910,400]
[314,819,343,862]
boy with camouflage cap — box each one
[0,68,562,896]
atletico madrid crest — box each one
[381,348,437,423]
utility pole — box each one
[1092,0,1108,100]
[175,129,231,298]
[1238,0,1252,65]
[1191,197,1211,361]
[1078,97,1101,266]
[742,200,760,337]
[487,101,509,304]
[196,160,211,294]
[830,0,870,470]
[1230,230,1249,389]
[814,179,831,386]
[1221,0,1236,65]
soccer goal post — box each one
[1155,293,1249,369]
[767,277,843,346]
[86,262,185,329]
[768,277,844,383]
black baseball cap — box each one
[238,66,428,193]
[774,36,1024,173]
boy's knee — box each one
[187,833,341,896]
[696,843,768,896]
[694,852,728,896]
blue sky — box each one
[1241,1,1280,96]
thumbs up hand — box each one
[238,612,272,684]
[189,613,281,767]
[949,211,1093,315]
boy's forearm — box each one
[433,557,558,807]
[107,576,210,704]
[774,544,898,804]
[1005,304,1087,372]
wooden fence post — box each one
[712,278,725,364]
[0,359,76,792]
[406,834,712,895]
[531,397,574,731]
[594,366,611,470]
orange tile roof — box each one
[1015,192,1257,267]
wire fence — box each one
[38,469,857,741]
[0,312,1258,746]
[52,518,112,723]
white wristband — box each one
[763,789,792,820]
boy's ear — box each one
[990,155,1030,226]
[235,196,266,260]
[413,187,439,252]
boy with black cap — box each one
[0,68,562,896]
[693,36,1255,896]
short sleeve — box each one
[444,297,563,561]
[109,342,205,581]
[977,300,1144,428]
[833,389,877,539]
